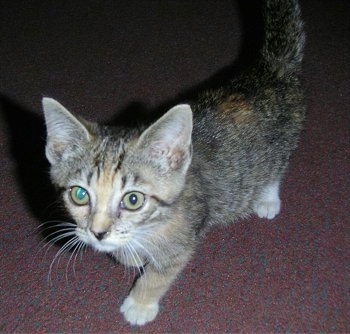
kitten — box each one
[42,0,305,326]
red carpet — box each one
[0,0,349,332]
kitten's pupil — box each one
[76,188,86,200]
[129,194,138,205]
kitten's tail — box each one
[260,0,305,77]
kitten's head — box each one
[42,98,192,264]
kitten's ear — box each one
[42,97,92,164]
[137,104,193,171]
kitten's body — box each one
[43,0,305,326]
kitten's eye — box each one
[70,186,90,206]
[121,192,145,211]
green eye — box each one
[121,192,145,211]
[70,186,90,206]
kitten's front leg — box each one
[120,254,190,326]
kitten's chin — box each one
[88,236,127,253]
[90,241,119,253]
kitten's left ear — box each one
[42,97,92,164]
[137,104,193,171]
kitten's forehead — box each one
[88,126,146,183]
[90,126,139,167]
[87,134,129,182]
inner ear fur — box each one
[137,104,193,171]
[42,97,92,164]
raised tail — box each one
[260,0,305,77]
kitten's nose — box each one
[91,230,109,241]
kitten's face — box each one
[42,98,193,265]
[61,141,183,256]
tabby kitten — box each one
[42,0,305,326]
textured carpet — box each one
[0,0,349,333]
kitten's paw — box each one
[253,199,281,219]
[120,296,159,326]
[254,181,281,220]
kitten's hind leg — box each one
[253,181,281,219]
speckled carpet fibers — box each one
[0,0,349,333]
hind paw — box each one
[253,181,281,220]
[254,199,281,219]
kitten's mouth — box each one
[75,228,120,253]
[75,228,147,267]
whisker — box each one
[32,229,77,270]
[66,239,85,281]
[123,243,147,298]
[37,220,76,230]
[73,242,87,277]
[131,238,158,267]
[118,248,135,284]
[36,221,76,239]
[36,220,77,257]
[39,227,76,248]
[56,236,80,269]
[125,243,143,278]
[42,231,77,260]
[133,231,180,274]
[48,236,80,285]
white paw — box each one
[253,181,281,219]
[120,296,159,326]
[254,199,281,219]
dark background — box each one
[0,0,349,332]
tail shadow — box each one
[108,0,264,124]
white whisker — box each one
[48,236,80,285]
[124,242,147,298]
[125,243,143,278]
[37,220,76,230]
[37,220,76,252]
[66,239,85,280]
[39,227,76,247]
[42,231,77,260]
[118,248,135,284]
[134,231,181,274]
[131,238,158,268]
[73,242,87,277]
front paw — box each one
[120,296,159,326]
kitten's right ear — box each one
[42,97,92,164]
[136,104,193,172]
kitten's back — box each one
[188,0,306,226]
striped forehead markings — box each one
[121,175,127,190]
[85,137,127,185]
[115,151,125,172]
